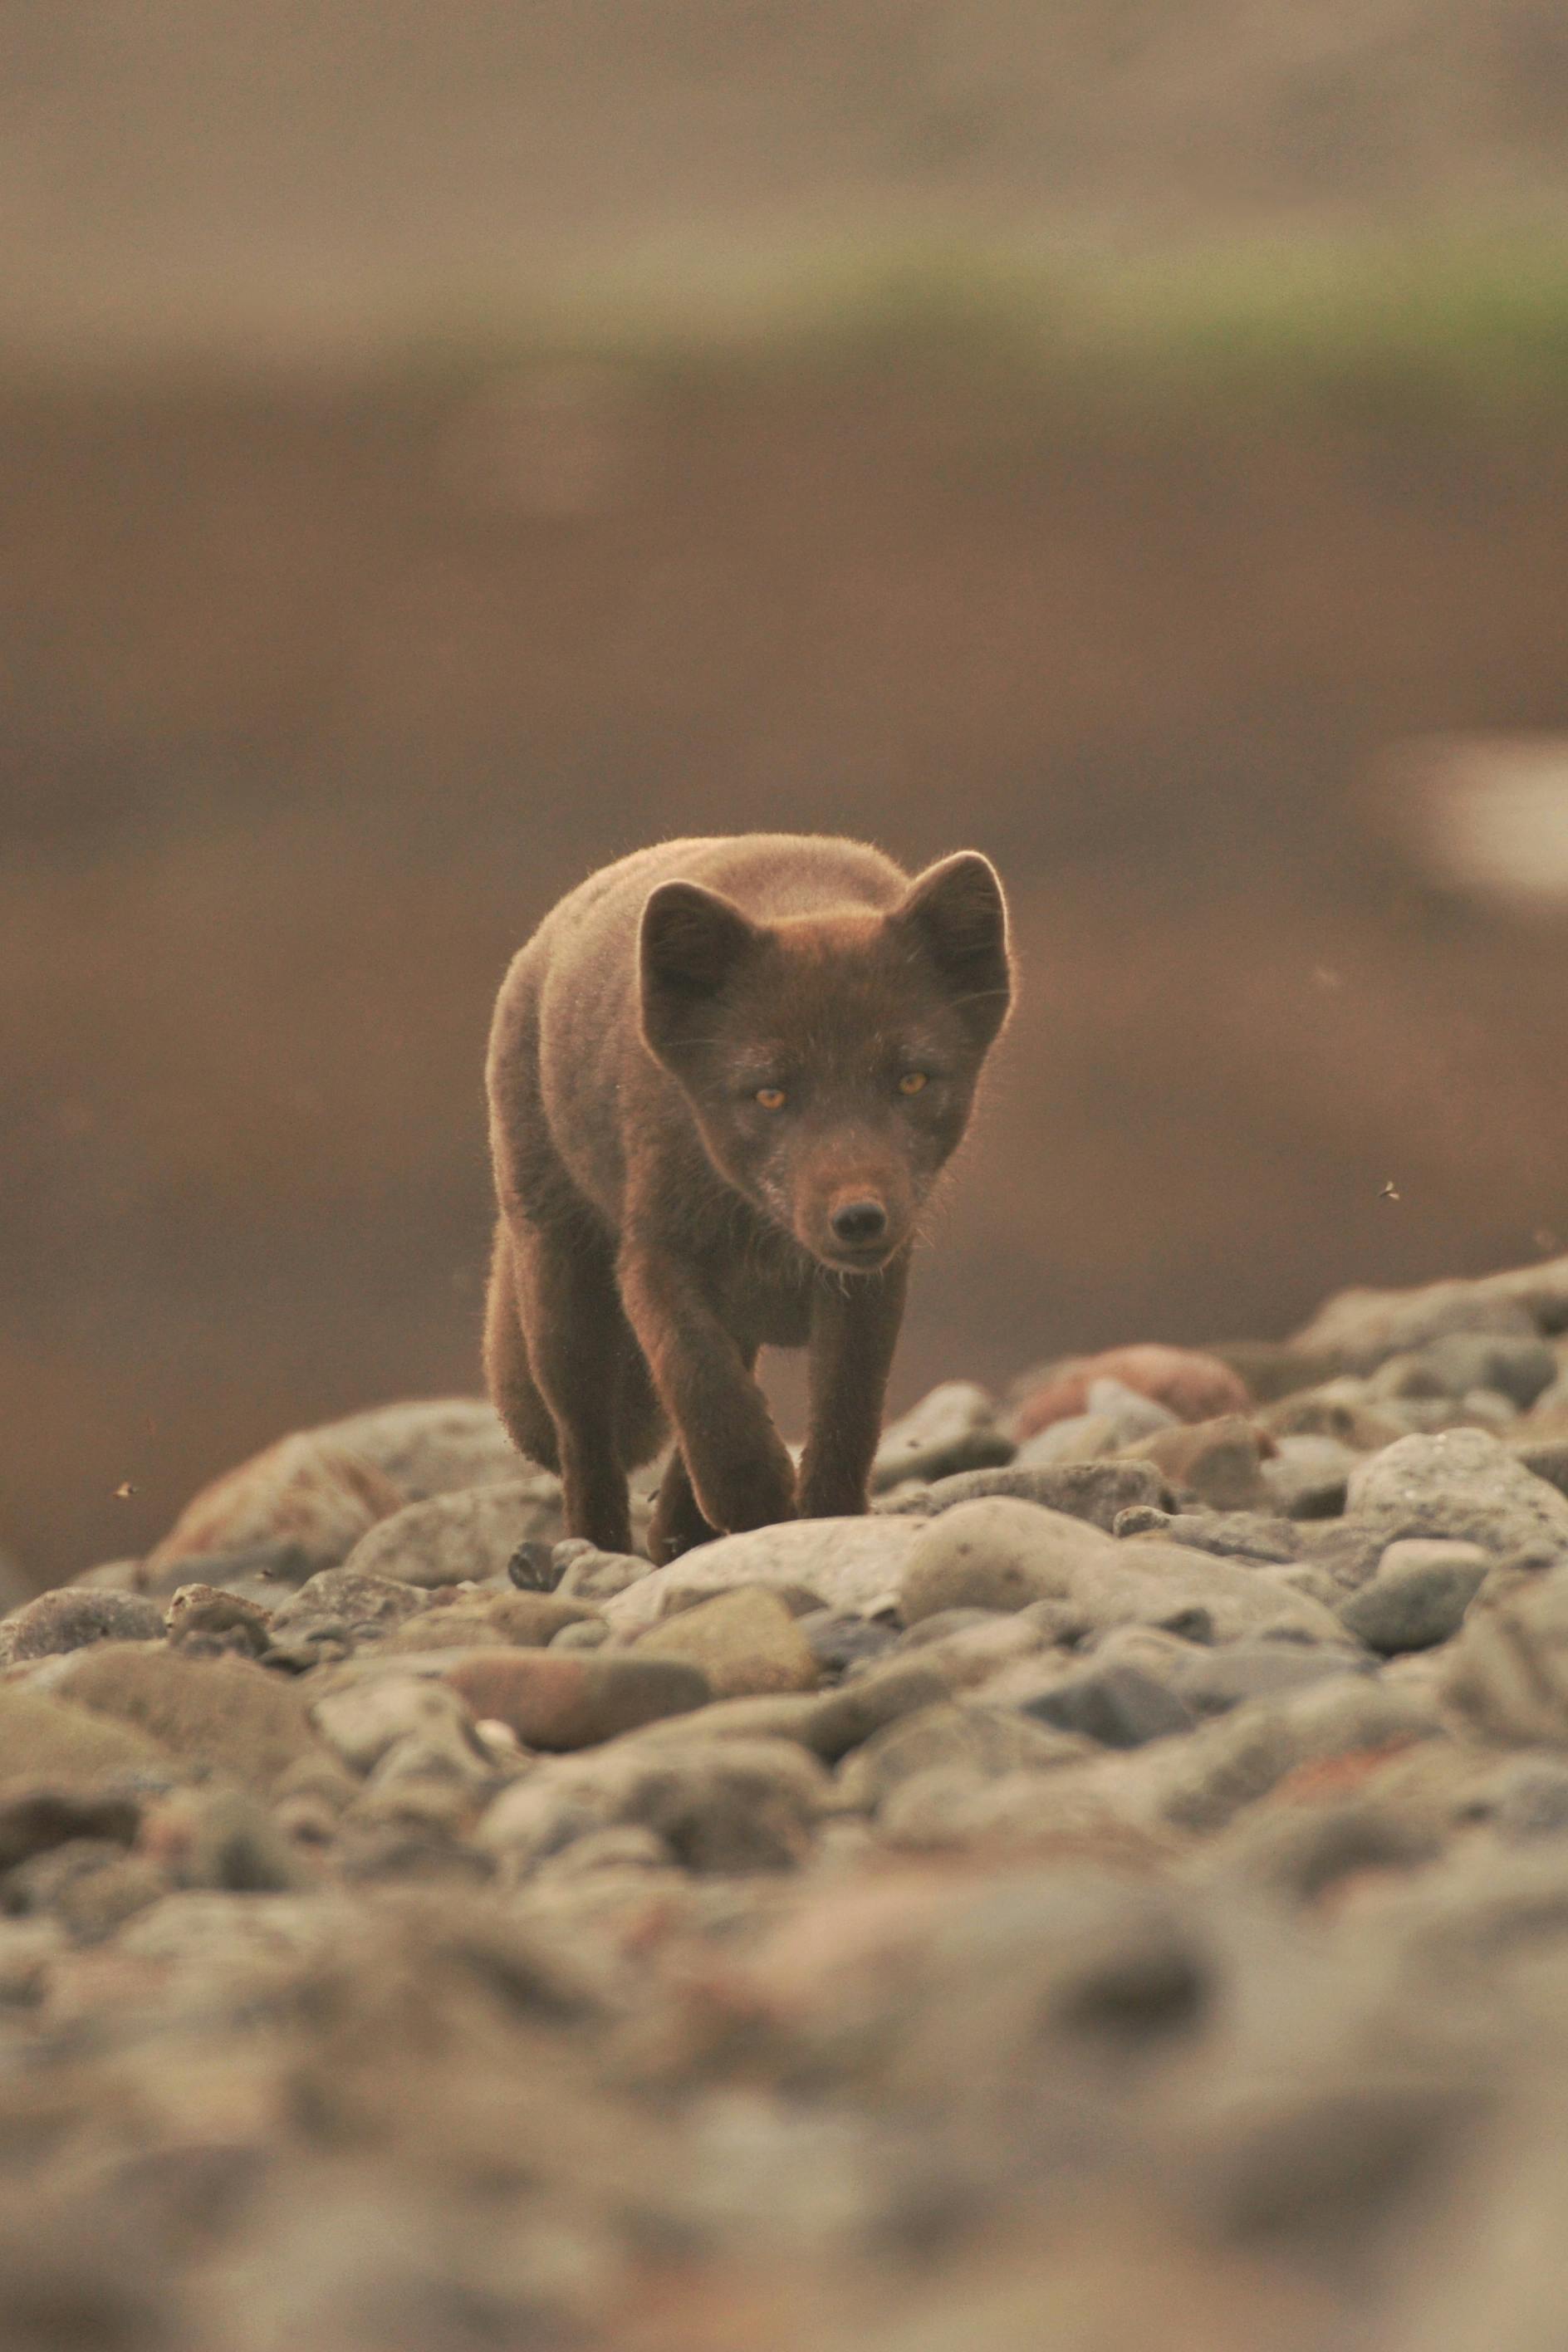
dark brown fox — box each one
[483,834,1013,1563]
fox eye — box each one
[755,1085,787,1110]
[898,1071,929,1095]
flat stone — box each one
[340,1482,563,1589]
[441,1651,710,1750]
[837,1702,1090,1811]
[1030,1536,1345,1646]
[602,1517,924,1635]
[631,1586,819,1698]
[2,1588,164,1662]
[1116,1510,1301,1563]
[889,1459,1169,1531]
[1169,1639,1375,1717]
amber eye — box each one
[755,1086,787,1110]
[898,1071,929,1095]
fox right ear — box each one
[639,880,759,1063]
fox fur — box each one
[483,833,1013,1562]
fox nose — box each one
[831,1198,889,1250]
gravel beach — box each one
[12,1257,1568,2348]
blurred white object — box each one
[1376,734,1568,909]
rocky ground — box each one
[12,1265,1568,2345]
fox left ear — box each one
[894,852,1013,1047]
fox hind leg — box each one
[483,1218,560,1473]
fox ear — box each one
[894,852,1013,1046]
[640,880,760,1062]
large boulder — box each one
[140,1433,404,1585]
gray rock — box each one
[900,1497,1120,1624]
[550,1617,610,1651]
[135,1540,317,1600]
[163,1583,274,1657]
[1468,1756,1568,1841]
[1030,1533,1345,1646]
[554,1545,653,1603]
[1258,1434,1357,1519]
[315,1396,530,1497]
[601,1517,924,1635]
[0,1787,141,1874]
[1009,1411,1123,1467]
[1169,1638,1374,1717]
[836,1701,1090,1811]
[481,1736,830,1873]
[885,1459,1168,1531]
[1293,1272,1542,1374]
[631,1586,819,1697]
[1508,1437,1568,1502]
[49,1646,321,1788]
[1336,1538,1489,1654]
[269,1568,433,1644]
[1445,1561,1568,1746]
[340,1482,564,1589]
[1085,1377,1183,1437]
[141,1432,405,1583]
[1129,1673,1442,1835]
[796,1610,899,1675]
[1203,1793,1441,1901]
[804,1662,956,1762]
[2,1587,164,1662]
[870,1381,1015,1492]
[310,1675,488,1774]
[884,1869,1211,2094]
[1020,1664,1196,1749]
[1115,1508,1301,1563]
[1345,1428,1568,1560]
[1368,1335,1558,1410]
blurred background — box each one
[4,0,1568,1587]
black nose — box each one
[831,1198,888,1248]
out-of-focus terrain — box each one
[4,2,1568,1586]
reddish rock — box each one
[1012,1344,1252,1438]
[1127,1415,1274,1510]
[142,1433,405,1584]
[443,1651,709,1750]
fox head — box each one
[639,852,1012,1272]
